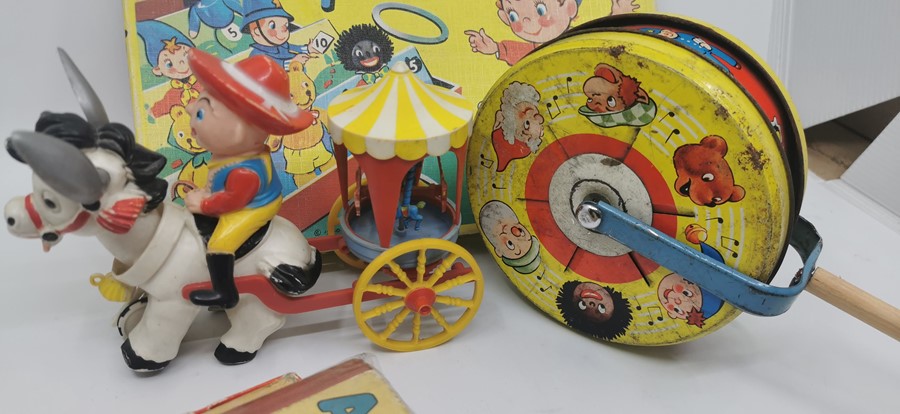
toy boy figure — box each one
[466,0,639,66]
[184,49,315,308]
[242,0,316,70]
[137,20,204,118]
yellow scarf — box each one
[170,75,200,106]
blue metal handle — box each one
[576,201,822,316]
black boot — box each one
[190,253,239,309]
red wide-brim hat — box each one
[188,49,314,135]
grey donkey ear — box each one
[58,48,110,128]
[7,131,107,206]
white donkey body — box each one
[4,51,320,372]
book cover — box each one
[193,373,303,413]
[121,0,654,237]
[211,357,412,413]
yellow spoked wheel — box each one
[352,239,483,351]
[327,190,367,270]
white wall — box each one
[0,1,133,132]
[783,0,900,127]
[655,0,777,66]
[842,114,900,216]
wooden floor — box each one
[805,97,900,180]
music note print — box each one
[479,153,494,169]
[646,306,665,326]
[706,216,724,224]
[565,76,573,93]
[657,110,676,123]
[535,272,557,293]
[546,95,562,119]
[720,236,739,258]
[651,128,681,143]
[492,182,507,190]
[629,292,665,324]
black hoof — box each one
[269,250,323,296]
[214,343,257,365]
[121,339,170,373]
[189,289,238,309]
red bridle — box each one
[24,194,91,237]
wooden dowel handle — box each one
[806,267,900,341]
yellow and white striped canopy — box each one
[327,62,474,161]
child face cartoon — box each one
[251,16,291,46]
[584,76,627,113]
[493,220,533,259]
[658,29,678,39]
[152,44,192,79]
[514,101,544,149]
[571,282,615,323]
[657,274,703,320]
[186,92,268,159]
[497,0,578,44]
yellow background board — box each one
[121,0,654,235]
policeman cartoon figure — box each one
[241,0,315,70]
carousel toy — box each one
[467,13,900,345]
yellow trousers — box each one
[206,198,282,254]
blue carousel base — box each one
[340,201,460,268]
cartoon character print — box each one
[672,135,745,207]
[137,20,204,119]
[334,24,394,86]
[242,0,316,70]
[267,61,336,189]
[186,0,244,52]
[656,272,723,328]
[465,0,640,66]
[685,223,735,260]
[491,82,545,172]
[578,63,657,127]
[643,28,740,73]
[162,105,211,204]
[557,281,633,340]
[479,200,541,274]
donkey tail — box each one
[267,250,322,297]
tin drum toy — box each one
[467,13,900,345]
[5,51,481,373]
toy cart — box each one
[180,62,483,352]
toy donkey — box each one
[4,49,322,373]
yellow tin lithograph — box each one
[468,27,793,345]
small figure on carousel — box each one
[184,49,315,308]
[396,164,426,232]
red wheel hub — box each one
[405,288,436,315]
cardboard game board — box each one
[122,0,653,237]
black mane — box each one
[24,112,168,212]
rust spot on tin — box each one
[607,45,626,58]
[737,145,768,171]
[601,157,622,167]
[715,104,729,120]
[637,60,647,69]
